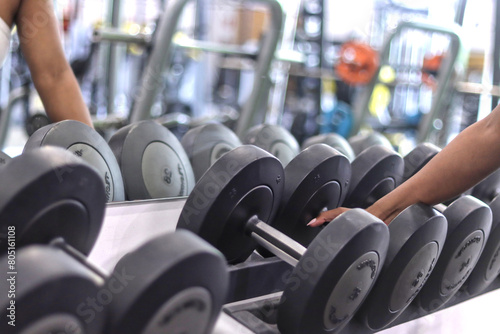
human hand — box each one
[307,207,351,227]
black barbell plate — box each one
[108,120,195,200]
[277,209,389,334]
[471,169,500,203]
[243,124,300,166]
[358,204,448,330]
[301,133,355,161]
[177,145,284,264]
[464,194,500,295]
[181,123,242,182]
[403,142,440,182]
[344,145,404,208]
[272,144,351,247]
[0,147,105,255]
[0,245,105,333]
[24,120,125,202]
[0,150,11,167]
[25,113,50,137]
[106,230,228,334]
[348,132,393,156]
[416,196,492,312]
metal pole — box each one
[105,0,123,116]
[350,22,462,141]
[266,1,301,125]
[130,0,284,128]
[234,0,284,136]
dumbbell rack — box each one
[89,197,500,334]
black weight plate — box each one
[403,143,440,182]
[273,144,351,247]
[243,124,299,166]
[108,120,195,200]
[277,209,389,334]
[471,169,500,203]
[348,132,392,156]
[181,123,242,181]
[464,194,500,295]
[25,113,50,137]
[0,147,105,255]
[344,145,404,208]
[24,120,125,202]
[417,196,492,311]
[177,145,284,264]
[359,204,447,330]
[107,230,228,334]
[0,150,11,167]
[0,245,105,333]
[301,133,355,161]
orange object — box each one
[422,54,444,89]
[336,41,379,85]
[423,54,444,74]
[62,2,73,33]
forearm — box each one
[367,106,500,223]
[15,0,93,128]
[33,67,93,127]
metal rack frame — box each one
[351,21,463,143]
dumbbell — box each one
[181,122,300,181]
[343,144,404,208]
[402,142,440,182]
[464,194,500,295]
[0,147,228,334]
[401,144,493,310]
[181,122,242,181]
[1,232,227,334]
[301,133,356,161]
[320,143,448,329]
[354,202,448,330]
[24,120,125,202]
[458,167,500,296]
[471,168,500,203]
[0,150,11,167]
[0,146,104,254]
[0,146,107,333]
[1,242,107,333]
[269,143,351,248]
[25,113,50,137]
[412,196,492,311]
[242,124,300,166]
[348,131,393,156]
[253,143,351,260]
[177,144,390,334]
[180,125,352,249]
[108,120,195,200]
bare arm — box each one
[14,0,93,127]
[309,104,500,226]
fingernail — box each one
[307,218,316,226]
